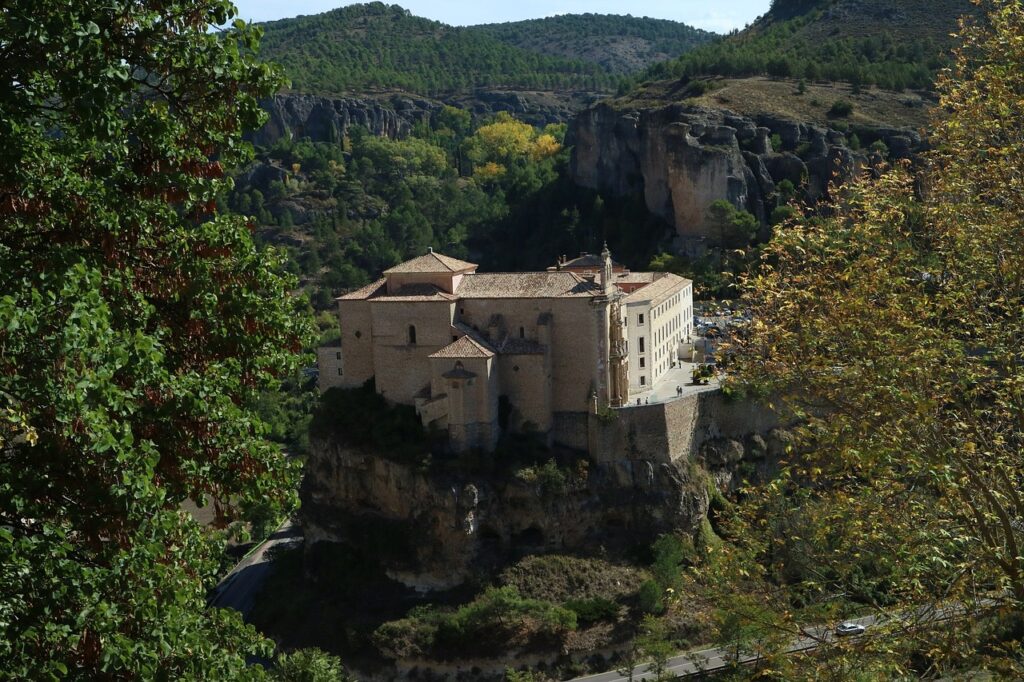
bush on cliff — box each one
[373,586,577,659]
[310,382,433,463]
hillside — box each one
[257,3,714,98]
[473,13,716,75]
[645,0,978,90]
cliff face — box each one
[248,94,439,148]
[568,102,923,240]
[249,91,595,148]
[300,399,790,591]
[301,446,709,591]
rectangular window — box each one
[639,337,645,353]
[640,376,646,386]
[638,314,645,325]
[640,358,645,368]
[337,368,343,376]
[335,352,341,360]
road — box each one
[568,597,994,682]
[566,614,883,681]
[207,520,302,617]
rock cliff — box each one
[249,90,597,148]
[300,399,789,591]
[567,101,924,241]
[248,94,439,148]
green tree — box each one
[637,615,675,681]
[0,1,312,677]
[273,648,352,682]
[707,200,758,248]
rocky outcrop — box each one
[567,102,925,241]
[248,94,440,148]
[301,390,786,591]
[249,90,598,149]
[301,445,712,591]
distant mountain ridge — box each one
[256,2,716,98]
[645,0,978,90]
[472,13,716,76]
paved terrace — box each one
[621,362,721,408]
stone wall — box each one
[588,388,783,464]
[370,300,456,402]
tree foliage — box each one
[643,0,975,91]
[713,1,1024,676]
[0,0,313,676]
[258,3,621,96]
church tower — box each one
[600,242,615,296]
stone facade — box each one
[318,248,694,452]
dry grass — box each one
[617,76,936,130]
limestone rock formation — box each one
[247,94,440,148]
[248,90,594,149]
[300,444,711,591]
[567,102,925,241]
[300,391,789,592]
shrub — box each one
[515,459,568,496]
[638,579,665,614]
[870,139,890,156]
[564,597,621,625]
[273,648,352,682]
[771,205,798,226]
[828,100,854,117]
[374,587,578,659]
[310,383,431,464]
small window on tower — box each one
[640,358,645,368]
[335,352,341,360]
[639,314,645,325]
[519,326,525,339]
[408,325,417,345]
[337,368,343,376]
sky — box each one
[230,1,773,34]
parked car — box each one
[835,622,866,637]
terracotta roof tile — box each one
[429,335,495,359]
[383,251,477,274]
[623,273,692,305]
[337,278,387,301]
[457,272,600,299]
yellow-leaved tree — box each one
[699,1,1024,678]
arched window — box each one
[408,325,417,345]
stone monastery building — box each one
[318,247,693,452]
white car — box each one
[835,622,867,637]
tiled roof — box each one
[337,278,387,301]
[555,253,625,271]
[623,273,691,306]
[496,337,546,355]
[457,272,600,299]
[336,279,457,302]
[383,251,478,274]
[615,272,656,285]
[377,284,459,302]
[429,335,496,359]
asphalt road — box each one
[567,615,880,682]
[207,520,302,618]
